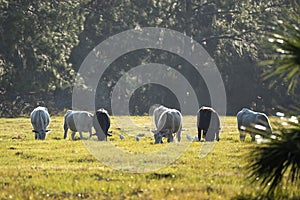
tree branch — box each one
[200,29,261,42]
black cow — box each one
[197,106,220,142]
[93,108,112,141]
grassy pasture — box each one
[0,116,297,199]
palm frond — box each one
[247,116,300,197]
[260,4,300,92]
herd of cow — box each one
[30,105,272,143]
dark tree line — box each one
[0,0,297,116]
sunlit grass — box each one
[0,116,298,199]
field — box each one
[0,116,297,199]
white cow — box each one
[237,108,272,141]
[30,106,50,140]
[152,105,182,144]
[63,110,93,140]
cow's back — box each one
[65,111,93,132]
[197,107,220,130]
[237,108,271,131]
[153,106,168,128]
[30,107,50,132]
[157,109,182,134]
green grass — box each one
[0,116,297,199]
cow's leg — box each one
[79,132,83,139]
[89,128,93,138]
[71,132,76,140]
[97,132,106,141]
[239,131,246,141]
[35,133,38,140]
[203,130,207,141]
[63,123,68,139]
[250,133,255,142]
[177,126,182,142]
[216,130,220,141]
[197,127,202,142]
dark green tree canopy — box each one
[0,0,297,116]
[0,0,84,115]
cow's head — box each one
[151,130,163,144]
[94,130,112,141]
[32,130,50,140]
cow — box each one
[30,106,50,140]
[197,106,220,142]
[63,110,93,140]
[93,108,112,141]
[152,105,182,144]
[236,108,272,141]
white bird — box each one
[119,134,125,140]
[135,135,140,141]
[194,136,199,141]
[186,134,193,141]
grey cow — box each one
[152,105,182,144]
[236,108,272,141]
[30,106,50,140]
[63,110,93,140]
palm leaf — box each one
[260,5,300,92]
[247,116,300,197]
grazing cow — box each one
[152,105,182,144]
[93,108,111,141]
[197,106,220,142]
[63,110,93,140]
[236,108,272,141]
[30,106,50,140]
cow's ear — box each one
[32,130,38,133]
[151,130,157,135]
[106,133,112,137]
[46,130,51,133]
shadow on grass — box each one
[52,137,62,140]
[232,193,300,200]
[146,172,177,180]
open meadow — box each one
[0,116,298,199]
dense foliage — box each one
[0,0,84,116]
[0,0,297,116]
